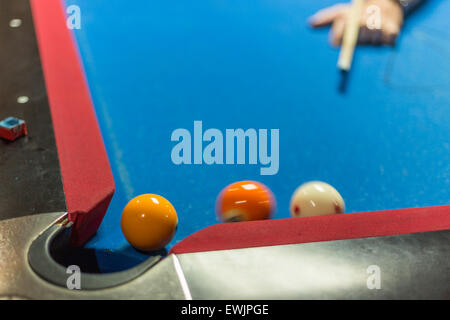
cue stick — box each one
[337,0,365,71]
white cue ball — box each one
[290,181,345,218]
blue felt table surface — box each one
[64,0,450,258]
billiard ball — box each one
[216,181,275,222]
[290,181,345,218]
[121,194,178,251]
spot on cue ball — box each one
[17,96,29,104]
[9,19,22,28]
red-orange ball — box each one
[216,181,275,222]
[121,194,178,252]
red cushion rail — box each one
[171,205,450,254]
[31,0,114,246]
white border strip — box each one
[172,254,193,300]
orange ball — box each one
[121,194,178,251]
[216,181,275,222]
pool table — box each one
[0,0,449,299]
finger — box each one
[382,30,398,45]
[309,4,349,28]
[361,24,383,46]
[330,17,346,47]
[357,26,371,45]
[370,29,383,45]
[382,22,400,45]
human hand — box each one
[309,0,404,46]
